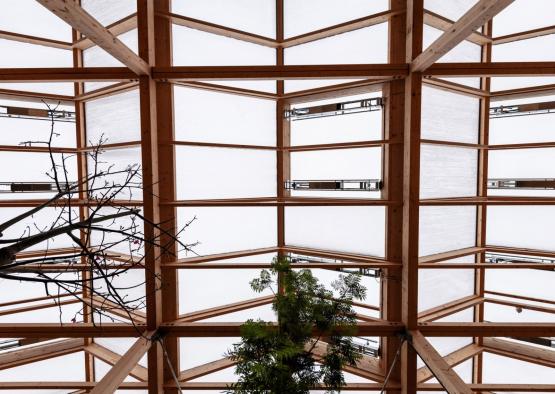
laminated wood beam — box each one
[482,337,555,369]
[84,343,148,381]
[177,357,236,382]
[73,13,138,50]
[427,62,555,77]
[0,339,84,370]
[37,0,149,75]
[418,322,555,337]
[410,331,472,394]
[0,67,136,82]
[417,343,482,383]
[412,0,513,72]
[0,29,72,49]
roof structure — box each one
[0,0,554,393]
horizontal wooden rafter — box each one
[177,357,236,382]
[74,81,139,102]
[0,87,74,104]
[419,246,483,264]
[0,339,83,370]
[0,67,136,82]
[423,76,489,98]
[423,10,492,46]
[482,337,555,369]
[417,343,482,383]
[418,322,555,337]
[427,62,555,77]
[493,24,555,45]
[173,81,278,100]
[418,295,483,322]
[85,343,148,381]
[73,13,138,50]
[0,29,72,50]
[491,82,555,101]
[176,295,274,322]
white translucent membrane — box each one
[490,94,555,145]
[420,145,477,199]
[0,302,82,324]
[424,0,479,21]
[285,206,386,256]
[177,207,276,257]
[171,0,276,38]
[285,24,388,65]
[423,25,481,88]
[96,338,148,367]
[290,147,382,198]
[483,352,555,383]
[175,146,276,200]
[486,268,554,302]
[85,89,140,145]
[290,92,383,146]
[487,206,555,251]
[489,148,555,178]
[0,99,75,147]
[418,269,475,311]
[491,76,555,91]
[172,25,275,66]
[421,86,480,143]
[494,34,555,64]
[0,0,72,41]
[0,351,85,381]
[173,86,276,146]
[87,147,143,201]
[419,206,477,256]
[0,39,72,68]
[493,0,555,37]
[83,29,138,92]
[284,79,364,93]
[485,302,555,322]
[81,0,136,26]
[0,152,77,200]
[89,207,144,255]
[283,0,388,38]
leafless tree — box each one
[0,101,196,329]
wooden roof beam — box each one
[89,332,153,394]
[410,331,473,394]
[482,337,555,369]
[84,343,148,381]
[36,0,149,75]
[418,322,555,337]
[417,343,482,383]
[412,0,514,72]
[0,339,83,370]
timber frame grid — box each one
[0,0,554,392]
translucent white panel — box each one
[420,145,477,199]
[290,148,382,198]
[0,351,85,381]
[419,206,476,256]
[0,151,77,185]
[87,147,142,200]
[179,267,273,314]
[419,269,475,311]
[493,0,555,37]
[0,302,82,323]
[290,92,383,146]
[484,302,555,322]
[284,0,388,38]
[424,0,478,21]
[88,207,145,256]
[493,34,555,62]
[284,79,364,93]
[285,24,388,65]
[0,82,75,96]
[81,0,136,26]
[177,207,276,257]
[175,146,276,199]
[172,25,275,66]
[486,269,555,302]
[0,39,72,68]
[421,86,480,143]
[489,148,555,178]
[172,0,276,38]
[490,98,555,145]
[483,352,555,383]
[85,90,140,145]
[285,206,385,256]
[437,307,475,323]
[0,0,72,41]
[491,76,555,91]
[174,86,276,146]
[487,206,555,251]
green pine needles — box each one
[226,257,367,394]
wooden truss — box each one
[0,0,553,392]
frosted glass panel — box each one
[172,25,275,66]
[0,0,71,40]
[493,0,555,37]
[175,146,276,199]
[489,148,555,178]
[0,82,74,96]
[421,86,480,143]
[493,34,555,62]
[486,269,555,302]
[285,206,385,256]
[419,206,476,256]
[290,92,383,146]
[419,269,475,311]
[420,145,477,199]
[172,0,276,38]
[483,352,555,384]
[425,0,478,21]
[0,39,72,68]
[487,206,555,251]
[81,0,136,26]
[290,148,382,198]
[0,352,85,381]
[177,207,276,257]
[85,90,140,145]
[0,152,77,184]
[491,76,555,91]
[284,0,388,38]
[484,302,555,322]
[285,24,388,65]
[174,86,276,146]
